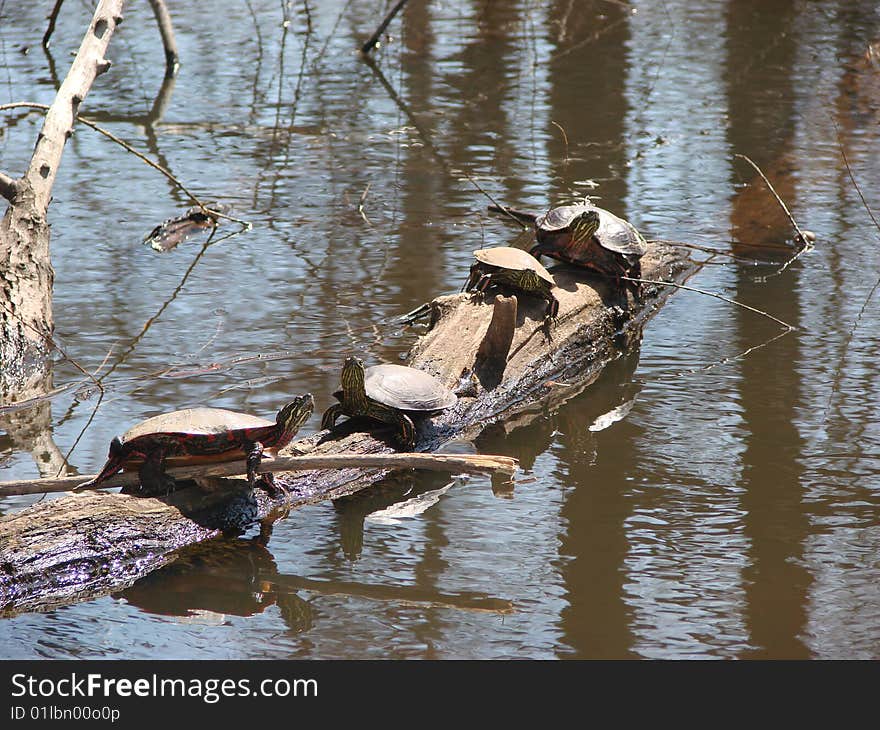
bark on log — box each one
[0,243,697,615]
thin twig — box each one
[834,123,880,235]
[302,0,313,34]
[0,170,19,201]
[0,300,106,477]
[0,453,519,497]
[735,154,808,241]
[735,153,814,278]
[485,203,535,224]
[0,302,101,393]
[551,120,570,163]
[358,182,372,225]
[621,276,796,331]
[638,328,792,382]
[313,0,354,68]
[647,238,777,265]
[552,14,629,61]
[0,102,250,229]
[96,227,226,384]
[817,122,880,437]
[54,345,116,476]
[42,0,65,48]
[361,55,529,230]
[146,0,180,78]
[0,381,79,414]
[361,0,410,54]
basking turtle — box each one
[464,246,560,318]
[530,203,648,296]
[76,394,314,496]
[321,357,457,449]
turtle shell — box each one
[363,364,457,412]
[535,204,584,233]
[472,247,555,285]
[121,408,273,443]
[537,204,648,257]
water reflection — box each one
[726,0,810,659]
[118,538,314,634]
[3,0,880,658]
[118,530,514,631]
[333,470,457,560]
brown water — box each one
[2,0,880,659]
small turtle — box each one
[530,203,648,296]
[321,357,457,449]
[76,394,314,496]
[464,246,560,318]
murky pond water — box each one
[2,0,880,659]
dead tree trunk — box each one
[0,0,125,396]
[0,243,697,616]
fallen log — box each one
[0,242,697,615]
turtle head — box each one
[340,356,368,401]
[108,436,124,457]
[276,393,315,434]
[571,209,600,243]
[74,435,126,491]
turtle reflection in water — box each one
[531,202,648,298]
[464,246,560,319]
[76,394,315,496]
[321,357,457,450]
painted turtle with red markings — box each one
[530,203,648,297]
[76,394,314,496]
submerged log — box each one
[0,243,696,615]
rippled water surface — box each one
[2,0,880,659]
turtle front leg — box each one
[463,264,483,293]
[246,441,264,486]
[628,261,644,302]
[474,272,494,294]
[321,403,345,431]
[389,411,417,450]
[245,441,287,498]
[135,448,177,497]
[467,272,496,306]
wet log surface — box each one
[0,243,696,615]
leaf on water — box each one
[588,396,637,433]
[143,207,219,252]
[365,481,456,526]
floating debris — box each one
[143,206,221,252]
[588,396,638,433]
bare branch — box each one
[734,153,815,280]
[146,0,179,77]
[0,102,249,229]
[27,0,126,214]
[0,452,519,497]
[0,172,21,202]
[42,0,66,48]
[361,0,410,54]
[622,276,796,331]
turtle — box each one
[530,203,648,297]
[464,246,560,318]
[75,393,315,496]
[321,357,457,449]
